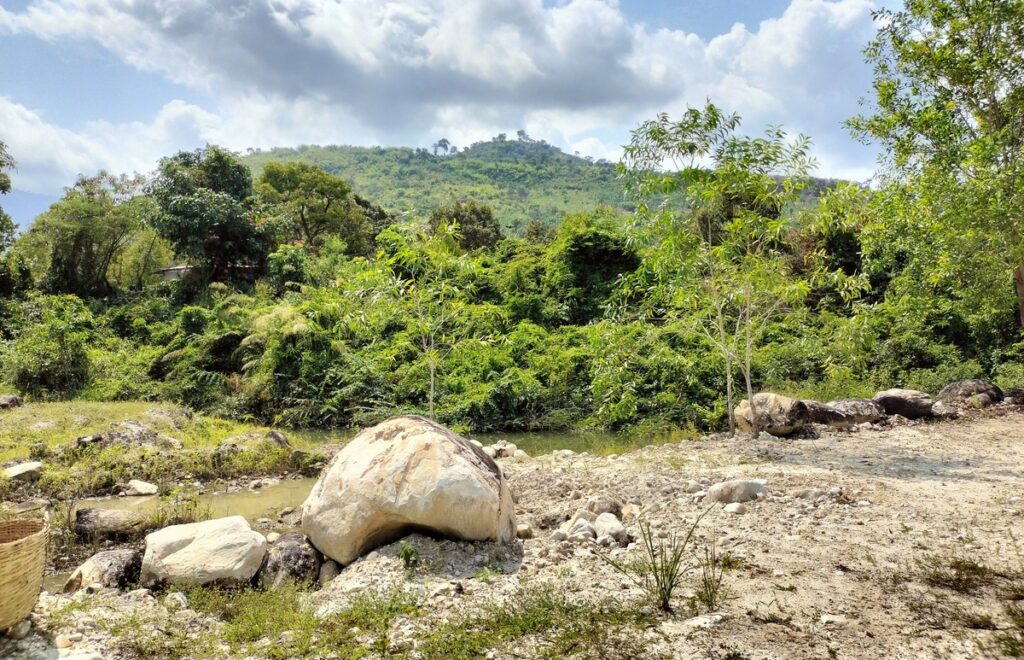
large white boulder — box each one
[140,516,266,587]
[301,415,516,565]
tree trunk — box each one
[1015,266,1024,328]
[428,358,436,419]
[743,291,758,438]
[716,307,736,437]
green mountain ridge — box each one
[243,138,851,231]
[243,138,626,231]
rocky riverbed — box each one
[4,403,1024,658]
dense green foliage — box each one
[2,1,1023,434]
[149,146,269,283]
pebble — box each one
[266,532,281,543]
[820,614,848,626]
[6,619,31,640]
[724,502,747,514]
[164,592,188,611]
[516,523,535,540]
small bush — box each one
[600,512,707,613]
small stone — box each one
[55,633,74,649]
[683,480,703,494]
[724,503,747,514]
[6,618,31,640]
[164,592,189,611]
[516,523,534,540]
[267,430,291,447]
[551,530,568,542]
[566,517,596,539]
[585,495,623,518]
[0,394,23,409]
[318,560,341,585]
[266,532,281,544]
[593,512,627,543]
[124,479,159,496]
[706,479,767,504]
[4,461,42,481]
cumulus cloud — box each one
[0,0,882,194]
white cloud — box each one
[0,0,882,194]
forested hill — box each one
[243,138,626,230]
[243,137,848,230]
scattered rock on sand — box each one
[75,508,147,540]
[516,523,535,540]
[140,515,267,587]
[735,393,808,436]
[724,502,747,514]
[4,461,42,481]
[826,398,887,424]
[124,479,159,496]
[301,415,516,565]
[706,479,767,504]
[63,549,142,593]
[259,533,321,589]
[872,388,934,419]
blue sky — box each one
[1,0,884,226]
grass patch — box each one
[417,585,661,659]
[695,544,729,610]
[0,401,318,498]
[105,610,206,660]
[917,555,996,594]
[183,583,420,658]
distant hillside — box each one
[243,138,628,230]
[243,137,849,231]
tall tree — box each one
[619,103,824,435]
[255,161,373,255]
[149,146,267,282]
[849,0,1024,327]
[20,173,148,297]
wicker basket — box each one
[0,517,47,631]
